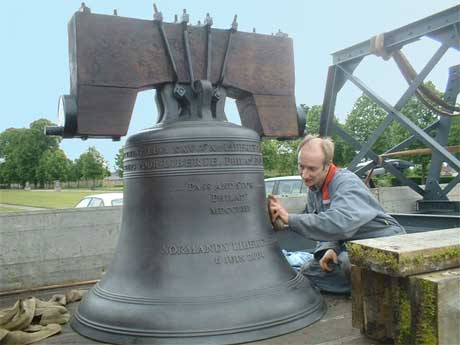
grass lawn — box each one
[0,189,121,209]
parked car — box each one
[75,193,123,208]
[265,176,307,214]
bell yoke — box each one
[47,3,325,344]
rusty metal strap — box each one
[392,50,460,116]
[369,33,459,117]
[153,5,178,82]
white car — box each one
[265,176,307,214]
[75,193,123,208]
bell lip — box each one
[70,273,327,345]
[71,296,326,345]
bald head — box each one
[297,135,335,189]
[297,135,335,167]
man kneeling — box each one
[268,135,405,293]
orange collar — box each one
[321,164,337,202]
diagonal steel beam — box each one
[443,175,460,195]
[320,66,341,137]
[320,60,362,137]
[339,36,451,172]
[347,116,393,171]
[425,65,459,200]
[334,125,425,195]
[383,120,440,155]
[339,65,460,172]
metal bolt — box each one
[174,86,186,98]
[275,29,288,38]
[153,4,163,21]
[231,15,238,31]
[182,9,189,24]
[204,13,213,26]
[79,2,91,13]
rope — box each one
[0,290,86,345]
[369,34,393,60]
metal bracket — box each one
[219,15,238,85]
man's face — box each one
[297,146,330,189]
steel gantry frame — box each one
[319,5,460,213]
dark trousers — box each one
[300,251,351,294]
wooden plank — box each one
[351,267,394,342]
[347,228,460,277]
[350,265,364,330]
[381,145,460,157]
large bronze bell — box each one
[71,81,325,344]
[47,6,326,344]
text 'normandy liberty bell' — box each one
[46,4,325,344]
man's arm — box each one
[289,179,378,241]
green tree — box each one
[276,140,301,175]
[36,148,71,185]
[115,146,125,178]
[78,146,109,188]
[68,159,84,187]
[333,122,355,167]
[448,117,460,150]
[389,84,440,147]
[387,82,442,181]
[304,104,321,135]
[260,105,356,177]
[261,139,279,174]
[261,139,300,176]
[0,119,59,187]
[304,105,353,167]
[345,94,389,156]
[0,128,26,185]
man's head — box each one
[297,135,335,189]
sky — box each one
[1,1,458,170]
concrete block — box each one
[0,208,122,292]
[347,228,460,277]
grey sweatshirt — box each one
[288,168,405,254]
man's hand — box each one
[319,249,339,272]
[267,195,289,225]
